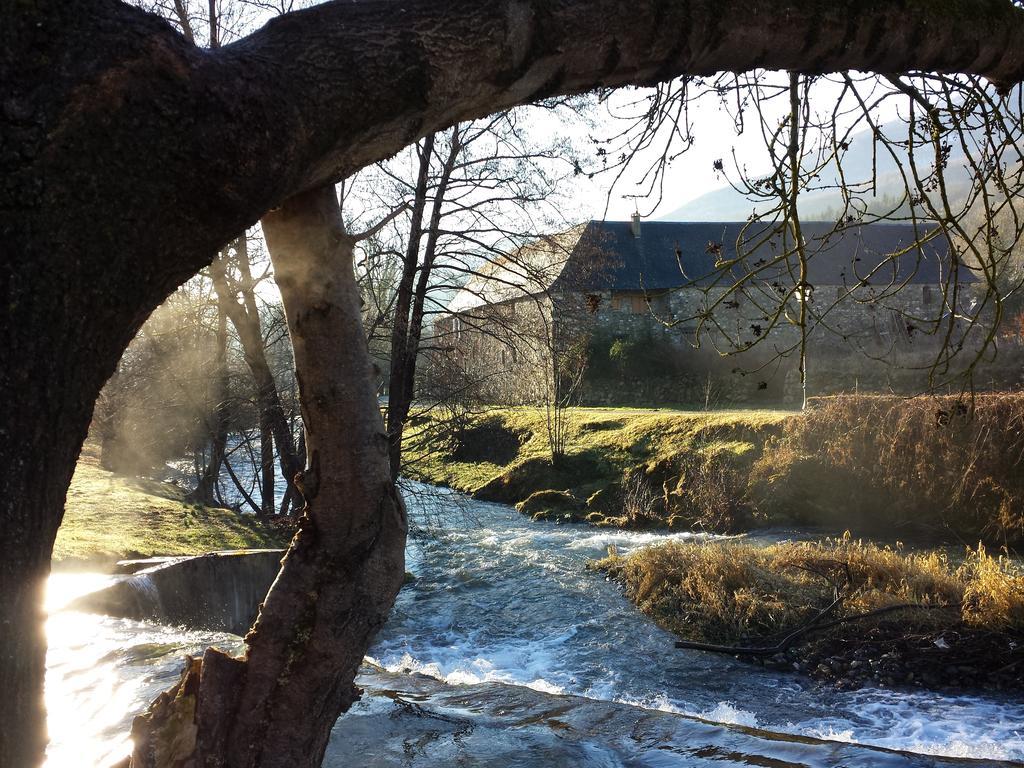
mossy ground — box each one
[403,406,790,530]
[593,537,1024,693]
[54,447,289,569]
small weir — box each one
[69,549,283,634]
[124,574,165,620]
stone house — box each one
[433,217,974,405]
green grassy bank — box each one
[54,448,289,569]
[405,406,789,531]
[406,394,1024,544]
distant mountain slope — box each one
[658,119,979,222]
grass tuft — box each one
[749,393,1024,543]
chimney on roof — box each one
[630,212,641,238]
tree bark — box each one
[0,299,99,762]
[3,0,1024,764]
[0,446,77,767]
[129,185,407,767]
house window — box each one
[586,294,602,313]
[611,292,647,314]
[923,285,934,305]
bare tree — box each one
[540,309,589,464]
[345,109,582,478]
[209,234,302,515]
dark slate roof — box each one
[552,220,968,292]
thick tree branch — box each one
[219,0,1024,197]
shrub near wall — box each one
[581,329,794,407]
[749,394,1024,545]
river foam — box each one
[371,483,1024,764]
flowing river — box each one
[45,483,1024,767]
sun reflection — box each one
[43,574,242,768]
[45,613,140,765]
[45,573,116,613]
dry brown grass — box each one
[960,544,1024,630]
[593,536,1024,645]
[748,393,1024,544]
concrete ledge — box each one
[69,549,285,634]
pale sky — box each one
[563,75,904,222]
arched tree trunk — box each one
[129,185,407,767]
[0,429,84,766]
[4,1,1023,764]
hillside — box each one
[659,119,974,222]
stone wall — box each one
[435,283,1020,408]
[555,283,1016,405]
[428,296,554,405]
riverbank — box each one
[406,394,1024,545]
[55,447,290,569]
[405,406,788,531]
[592,537,1024,695]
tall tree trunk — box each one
[210,247,302,511]
[129,185,407,767]
[192,301,231,505]
[388,129,463,476]
[260,416,275,518]
[385,134,435,478]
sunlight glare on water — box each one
[45,574,133,767]
[44,574,243,768]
